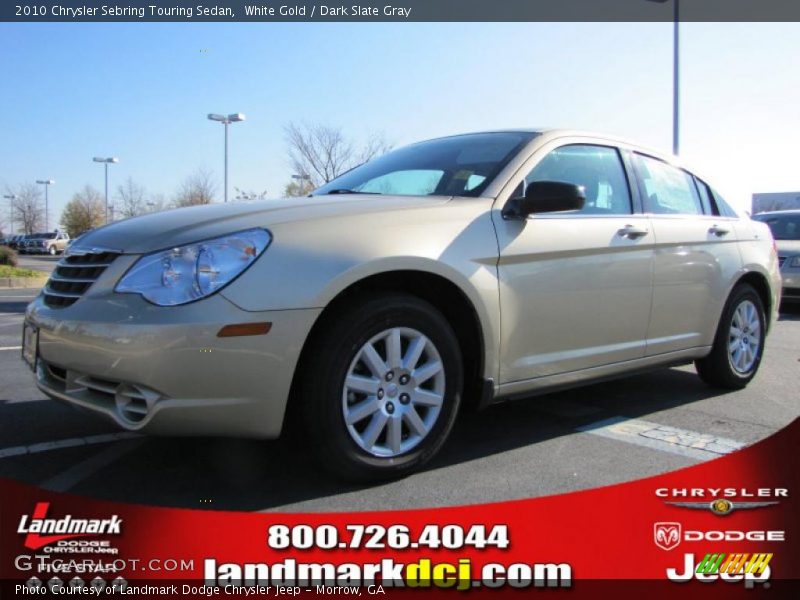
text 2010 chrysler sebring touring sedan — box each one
[23,130,781,480]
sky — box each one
[1,21,799,230]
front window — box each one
[523,144,632,215]
[313,132,536,197]
[753,213,800,240]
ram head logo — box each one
[654,522,682,551]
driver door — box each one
[493,143,655,383]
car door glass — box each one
[710,188,738,217]
[524,144,632,215]
[634,153,703,215]
[694,178,716,215]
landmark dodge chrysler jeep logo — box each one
[17,503,122,550]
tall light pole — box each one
[35,180,54,231]
[207,113,245,203]
[647,0,680,155]
[3,194,16,235]
[93,157,119,224]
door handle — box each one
[618,224,650,239]
[709,224,730,236]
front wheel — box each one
[48,246,57,256]
[695,283,766,389]
[300,293,463,481]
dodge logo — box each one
[654,522,682,551]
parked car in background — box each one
[21,234,48,254]
[25,231,70,255]
[753,210,800,302]
[8,234,26,251]
[16,234,38,253]
[23,129,781,480]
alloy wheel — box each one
[728,299,761,374]
[342,327,445,457]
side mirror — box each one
[502,181,586,220]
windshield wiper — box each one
[319,189,382,195]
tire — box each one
[49,246,57,256]
[300,293,463,481]
[695,283,766,390]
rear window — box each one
[633,153,704,215]
[710,188,738,217]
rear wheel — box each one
[49,246,57,256]
[300,293,463,481]
[695,284,766,389]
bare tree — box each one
[174,168,217,207]
[358,131,394,165]
[61,185,105,238]
[116,177,148,219]
[146,192,167,213]
[9,183,45,234]
[284,122,392,192]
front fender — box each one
[220,200,502,381]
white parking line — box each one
[0,432,142,459]
[0,346,22,351]
[577,416,746,461]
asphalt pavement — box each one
[0,264,798,512]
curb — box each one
[0,276,48,289]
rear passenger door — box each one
[630,153,742,355]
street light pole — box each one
[207,113,245,203]
[672,0,680,155]
[93,157,119,224]
[3,194,16,235]
[647,0,680,155]
[35,180,54,231]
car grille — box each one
[44,251,119,308]
[778,256,786,268]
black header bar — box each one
[3,0,800,23]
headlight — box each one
[115,229,271,306]
[789,256,800,268]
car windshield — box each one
[753,213,800,240]
[312,132,537,198]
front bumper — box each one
[25,287,320,439]
[781,270,800,301]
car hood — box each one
[776,240,800,256]
[68,194,451,254]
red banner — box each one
[2,419,798,597]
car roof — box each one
[753,209,800,216]
[418,128,681,164]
